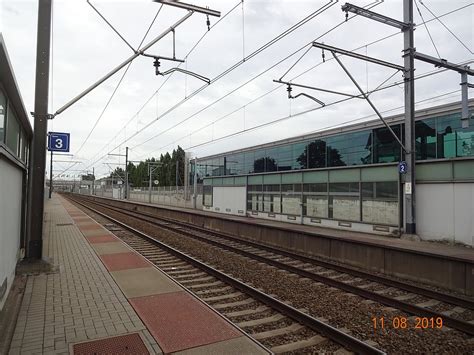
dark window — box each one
[373,124,401,163]
[362,181,397,199]
[264,147,279,172]
[264,184,280,192]
[329,182,360,194]
[303,183,327,193]
[277,145,292,171]
[437,113,474,158]
[415,118,436,160]
[253,149,266,173]
[292,142,307,170]
[327,130,372,167]
[226,153,244,175]
[244,151,254,174]
[307,139,326,169]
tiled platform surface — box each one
[9,196,161,354]
[9,194,268,354]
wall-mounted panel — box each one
[329,168,360,182]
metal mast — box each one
[27,0,52,258]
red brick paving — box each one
[78,224,104,231]
[100,252,151,271]
[86,235,118,244]
[130,292,241,353]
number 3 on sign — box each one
[55,138,63,149]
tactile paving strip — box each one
[72,333,149,355]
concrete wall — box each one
[0,159,23,310]
[417,183,474,246]
[211,186,246,215]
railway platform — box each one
[5,194,268,354]
[84,195,473,296]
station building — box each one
[0,34,32,310]
[192,100,474,246]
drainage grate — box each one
[73,333,149,354]
[56,223,73,226]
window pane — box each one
[253,149,265,173]
[292,142,306,170]
[330,196,360,221]
[244,151,254,174]
[303,183,327,193]
[437,112,474,158]
[415,118,436,160]
[0,89,6,142]
[265,147,279,172]
[327,130,372,167]
[373,124,401,163]
[362,181,398,225]
[304,195,328,217]
[6,104,20,156]
[264,184,280,192]
[437,113,460,158]
[307,139,326,168]
[277,145,292,171]
[329,182,359,194]
[282,195,301,215]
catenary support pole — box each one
[403,0,416,234]
[92,167,95,195]
[193,157,198,209]
[49,150,53,199]
[148,164,152,204]
[125,147,129,199]
[26,0,52,259]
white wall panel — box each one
[0,159,23,310]
[417,183,474,246]
[212,187,246,215]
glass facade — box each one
[196,110,473,182]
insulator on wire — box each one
[322,49,325,63]
[287,85,292,98]
[153,58,160,76]
[345,11,348,22]
[206,14,211,31]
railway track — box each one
[70,195,474,337]
[69,195,384,354]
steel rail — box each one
[70,195,474,336]
[81,194,474,310]
[69,196,385,355]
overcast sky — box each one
[1,0,473,179]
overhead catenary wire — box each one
[76,2,471,177]
[131,1,379,152]
[107,2,336,153]
[183,89,463,153]
[148,61,470,155]
[419,0,473,55]
[74,5,164,156]
[81,0,243,169]
[78,1,336,175]
[414,0,441,58]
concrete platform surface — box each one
[8,194,268,354]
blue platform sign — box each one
[398,161,407,174]
[48,132,70,152]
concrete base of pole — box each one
[405,223,416,235]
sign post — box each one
[47,132,70,199]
